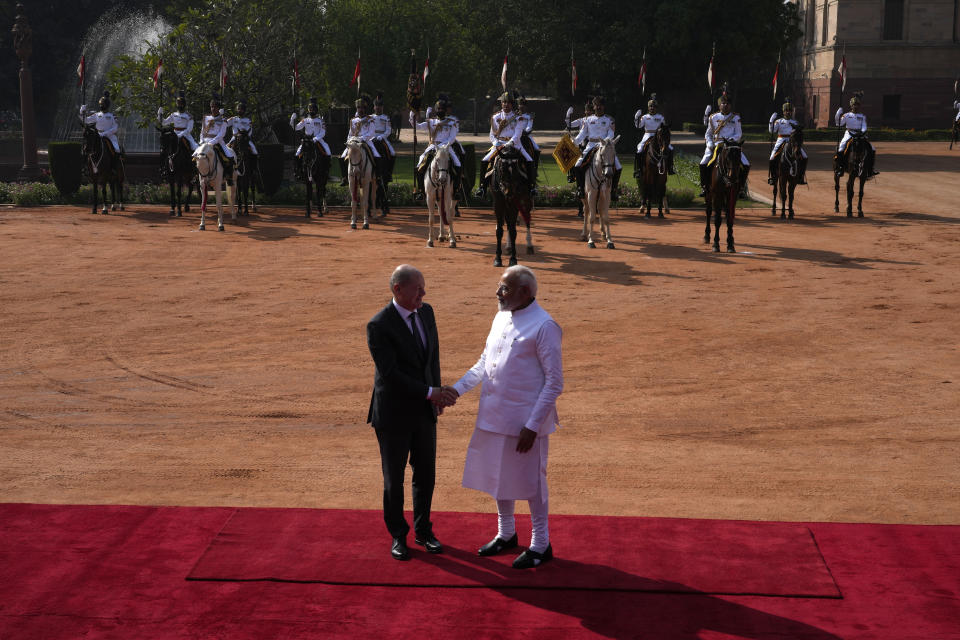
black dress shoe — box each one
[391,537,410,561]
[477,533,519,557]
[512,544,553,569]
[414,534,443,554]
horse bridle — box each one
[428,148,450,189]
[195,145,220,180]
[716,141,741,188]
[588,142,615,188]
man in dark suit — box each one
[367,264,445,560]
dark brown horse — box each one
[157,124,195,217]
[771,127,803,220]
[298,134,330,218]
[82,124,124,215]
[704,141,742,253]
[231,129,258,217]
[834,132,870,217]
[951,117,959,150]
[491,148,534,267]
[639,123,671,218]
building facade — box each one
[793,0,960,129]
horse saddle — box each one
[214,146,232,166]
[581,146,598,166]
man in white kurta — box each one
[445,265,563,569]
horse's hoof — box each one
[858,212,864,218]
[588,241,596,249]
[846,211,853,218]
[350,222,357,229]
[218,226,224,232]
[704,235,711,244]
[771,210,778,217]
[509,258,518,266]
[362,222,369,230]
[834,206,840,213]
[184,205,190,212]
[177,212,182,217]
[577,212,583,218]
[713,244,720,253]
[427,240,434,247]
[169,209,176,217]
[606,242,615,249]
[526,247,534,255]
[493,258,503,267]
[781,213,786,220]
[658,213,664,218]
[788,212,794,219]
[305,212,311,218]
[199,224,205,231]
[120,205,125,211]
[101,208,108,215]
[449,241,457,248]
[727,245,736,253]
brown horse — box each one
[157,124,195,217]
[298,134,330,219]
[638,123,671,218]
[230,129,259,218]
[771,127,803,220]
[82,124,124,215]
[704,141,742,253]
[833,132,870,217]
[491,147,534,267]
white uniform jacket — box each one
[226,115,258,154]
[197,114,235,158]
[835,110,872,152]
[768,116,807,159]
[634,112,672,153]
[517,112,539,151]
[701,111,748,165]
[415,116,462,167]
[341,115,380,159]
[292,115,331,156]
[573,114,621,169]
[482,110,532,162]
[81,109,121,152]
[161,111,197,150]
[371,113,395,156]
[452,300,563,436]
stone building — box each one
[792,0,960,129]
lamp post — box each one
[12,3,40,180]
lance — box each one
[406,49,422,187]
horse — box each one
[157,124,196,218]
[704,140,742,253]
[81,124,124,215]
[639,124,671,218]
[298,134,330,218]
[344,136,376,229]
[833,131,870,217]
[580,135,619,249]
[425,143,456,248]
[771,127,803,220]
[231,129,259,218]
[490,146,534,267]
[951,117,959,150]
[193,142,235,231]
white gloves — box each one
[408,110,417,126]
[834,107,844,126]
[769,112,778,123]
[289,113,297,127]
[157,107,164,119]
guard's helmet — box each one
[434,99,448,115]
[517,95,527,106]
[308,97,318,115]
[584,97,595,113]
[592,95,606,108]
[499,91,514,105]
[98,91,111,111]
[236,100,247,112]
[176,90,186,109]
[782,99,794,113]
[373,92,384,107]
[648,93,659,109]
[850,93,863,107]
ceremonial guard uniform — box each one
[339,95,382,186]
[226,100,258,155]
[699,92,749,197]
[475,92,535,197]
[196,95,235,177]
[411,97,462,199]
[80,91,122,155]
[372,93,396,183]
[633,93,675,178]
[157,91,197,151]
[954,98,960,124]
[517,96,540,194]
[564,99,594,184]
[573,95,622,200]
[834,93,879,178]
[767,99,807,184]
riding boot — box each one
[474,160,490,198]
[527,160,538,195]
[566,168,576,183]
[698,164,710,197]
[867,148,879,178]
[294,155,304,181]
[667,149,676,175]
[575,164,585,199]
[531,149,540,195]
[633,152,643,179]
[339,157,348,186]
[768,158,778,185]
[833,152,844,177]
[386,153,395,183]
[610,168,622,202]
[798,156,808,184]
[739,165,750,199]
[415,165,426,201]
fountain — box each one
[51,6,169,153]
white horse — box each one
[345,136,375,230]
[580,135,619,249]
[193,142,235,232]
[425,143,456,248]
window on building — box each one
[882,95,901,120]
[821,0,831,45]
[884,0,905,40]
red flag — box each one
[771,62,779,101]
[76,55,85,87]
[571,56,577,96]
[350,54,361,87]
[836,55,847,92]
[422,53,429,84]
[220,57,228,91]
[638,49,647,94]
[501,54,508,91]
[153,59,163,90]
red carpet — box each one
[1,503,959,639]
[187,508,840,596]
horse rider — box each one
[411,95,462,200]
[195,94,235,179]
[339,95,382,186]
[441,94,469,204]
[227,99,258,157]
[564,97,594,184]
[954,95,960,125]
[290,97,331,179]
[80,90,122,159]
[633,93,675,179]
[834,93,879,178]
[157,90,197,152]
[699,90,750,197]
[371,93,396,183]
[767,98,808,185]
[517,96,541,195]
[572,95,622,201]
[475,91,535,197]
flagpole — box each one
[357,47,361,98]
[837,42,846,146]
[81,53,86,113]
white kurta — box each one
[453,301,563,501]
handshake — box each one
[430,385,460,409]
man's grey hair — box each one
[390,264,422,289]
[504,265,537,297]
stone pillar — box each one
[12,3,40,180]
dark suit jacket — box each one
[367,301,441,430]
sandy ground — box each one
[1,141,957,526]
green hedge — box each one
[48,142,83,195]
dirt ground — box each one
[1,141,957,526]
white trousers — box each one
[296,138,331,157]
[838,131,876,153]
[197,140,235,159]
[229,136,258,154]
[177,132,198,151]
[574,142,622,169]
[418,143,462,167]
[637,133,674,154]
[340,139,380,159]
[700,143,750,166]
[482,142,532,162]
[769,137,808,159]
